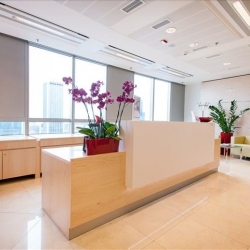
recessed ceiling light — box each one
[232,1,250,27]
[223,62,231,66]
[166,27,176,33]
[189,42,199,47]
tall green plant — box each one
[209,99,250,133]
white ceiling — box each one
[0,0,249,85]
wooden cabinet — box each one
[30,134,83,175]
[0,151,2,180]
[0,136,37,180]
[2,148,36,179]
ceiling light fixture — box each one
[166,27,176,33]
[223,62,231,65]
[232,1,250,27]
[12,15,65,36]
[116,53,139,62]
[156,66,192,78]
[189,42,199,47]
[0,5,88,45]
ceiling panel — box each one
[1,0,249,85]
[165,30,237,57]
[110,0,193,36]
[188,46,250,73]
[53,0,66,4]
[82,1,125,21]
[129,7,215,43]
[139,17,221,47]
[64,0,94,13]
[167,1,206,23]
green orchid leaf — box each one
[104,125,116,135]
[109,135,122,140]
[103,121,115,129]
[77,127,95,138]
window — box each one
[134,74,154,120]
[154,79,171,121]
[0,122,25,135]
[74,59,107,120]
[29,46,72,134]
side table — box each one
[220,144,242,163]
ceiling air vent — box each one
[121,0,145,14]
[228,66,241,70]
[193,45,209,52]
[156,66,193,78]
[206,54,221,59]
[152,18,172,29]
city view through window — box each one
[0,46,171,136]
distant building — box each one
[43,82,63,133]
[0,122,22,135]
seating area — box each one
[231,136,250,158]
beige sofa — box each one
[231,136,250,158]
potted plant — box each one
[62,77,136,155]
[208,99,250,149]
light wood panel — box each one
[71,152,126,227]
[0,151,2,180]
[0,137,36,150]
[42,152,71,239]
[70,139,220,228]
[3,148,36,179]
[31,134,83,147]
[42,138,219,239]
[31,134,83,175]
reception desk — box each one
[42,121,220,240]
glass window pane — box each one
[134,74,154,121]
[0,122,24,135]
[29,46,72,119]
[74,122,89,134]
[29,122,71,134]
[154,79,171,121]
[75,59,107,120]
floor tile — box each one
[212,187,250,217]
[0,190,43,215]
[12,215,81,250]
[156,183,210,218]
[225,181,250,199]
[0,179,26,191]
[29,191,42,205]
[189,202,250,246]
[21,178,42,194]
[141,241,165,249]
[71,218,146,249]
[0,157,250,249]
[219,158,250,180]
[122,201,183,236]
[0,212,41,249]
[155,218,248,249]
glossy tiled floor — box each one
[1,156,250,250]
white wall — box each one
[184,75,250,136]
[184,83,201,122]
[201,75,250,136]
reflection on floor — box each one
[1,156,250,249]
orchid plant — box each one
[62,77,136,140]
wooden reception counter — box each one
[42,122,220,240]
